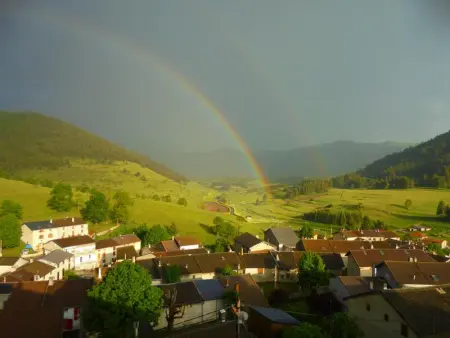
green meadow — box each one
[2,160,450,255]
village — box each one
[0,216,449,337]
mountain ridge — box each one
[0,111,186,182]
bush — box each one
[268,288,289,306]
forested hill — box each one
[0,112,186,182]
[359,130,450,183]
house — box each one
[240,252,275,282]
[346,284,450,338]
[0,279,93,338]
[175,236,200,250]
[21,217,89,251]
[0,257,29,276]
[44,236,96,270]
[410,232,428,240]
[346,249,435,277]
[329,276,383,305]
[38,249,75,280]
[333,229,400,242]
[320,253,346,276]
[95,234,141,266]
[1,260,57,282]
[234,233,275,254]
[194,252,244,277]
[219,274,269,309]
[375,261,450,288]
[154,279,225,331]
[247,305,301,338]
[160,236,201,252]
[158,255,205,281]
[422,238,448,249]
[271,251,303,282]
[409,224,432,232]
[136,258,162,285]
[264,227,299,251]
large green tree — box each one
[298,252,329,294]
[83,261,163,337]
[110,191,133,224]
[299,225,314,239]
[437,200,447,216]
[0,214,21,248]
[47,183,73,212]
[283,323,325,338]
[135,224,171,247]
[81,190,109,224]
[0,200,23,219]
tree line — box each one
[0,200,23,248]
[284,179,331,198]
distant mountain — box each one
[161,141,411,180]
[0,112,186,182]
[359,130,450,181]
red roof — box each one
[410,232,428,238]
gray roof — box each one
[250,306,301,325]
[193,279,225,301]
[23,217,86,231]
[0,257,20,266]
[265,227,298,248]
[38,249,73,265]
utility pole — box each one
[232,282,241,338]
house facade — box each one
[95,234,141,266]
[21,217,89,251]
[44,236,96,270]
[2,260,58,282]
[333,230,400,242]
[234,233,275,254]
[0,257,29,276]
[240,252,275,282]
[38,249,75,280]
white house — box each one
[21,217,89,251]
[38,249,75,280]
[44,236,96,270]
[234,232,276,254]
[0,257,29,276]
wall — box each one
[27,223,89,251]
[244,267,274,283]
[347,294,417,338]
[20,225,33,249]
[154,299,223,331]
[347,255,362,276]
[249,242,275,253]
[264,232,279,247]
[179,244,199,251]
[63,244,96,270]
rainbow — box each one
[28,7,272,194]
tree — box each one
[404,199,412,210]
[221,264,233,276]
[326,312,364,338]
[152,194,161,201]
[110,191,133,224]
[165,223,178,237]
[162,195,172,203]
[177,197,187,207]
[47,183,73,212]
[214,221,237,242]
[0,200,23,219]
[81,190,109,224]
[0,214,21,248]
[299,225,314,239]
[437,200,447,216]
[135,224,171,247]
[164,287,185,332]
[74,192,85,212]
[83,261,163,337]
[164,265,181,283]
[298,252,329,294]
[283,323,325,338]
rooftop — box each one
[96,234,141,250]
[379,261,450,286]
[234,232,262,249]
[38,249,73,265]
[175,236,200,247]
[265,227,298,248]
[51,235,95,248]
[339,230,399,239]
[136,259,161,280]
[193,279,225,301]
[152,248,208,258]
[219,274,269,308]
[336,276,380,297]
[23,217,86,231]
[116,245,137,260]
[272,251,303,270]
[250,305,301,325]
[160,255,203,275]
[240,252,275,269]
[194,252,243,273]
[158,281,204,306]
[161,240,180,252]
[347,249,435,268]
[0,279,93,338]
[0,257,21,266]
[2,261,55,282]
[297,239,372,253]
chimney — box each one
[414,257,418,263]
[413,274,416,281]
[276,254,280,262]
[98,267,102,280]
[226,278,229,287]
[124,253,127,261]
[185,264,188,269]
[34,275,40,281]
[237,263,241,271]
[48,277,54,286]
[49,219,53,224]
[383,283,387,290]
[395,244,399,249]
[158,260,162,267]
[369,281,374,290]
[132,256,136,263]
[408,257,413,262]
[207,249,210,254]
[71,217,75,223]
[370,243,374,249]
[240,247,244,256]
[3,277,5,282]
[172,236,174,241]
[255,234,259,239]
[30,258,34,263]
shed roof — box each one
[38,249,73,265]
[250,305,301,325]
[193,279,225,301]
[51,235,95,248]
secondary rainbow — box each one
[31,7,272,194]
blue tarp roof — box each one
[250,306,301,325]
[193,279,225,301]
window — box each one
[39,235,44,239]
[401,324,408,337]
[366,303,371,311]
[384,314,389,322]
[257,268,264,274]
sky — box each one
[1,0,450,157]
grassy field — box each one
[2,161,450,252]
